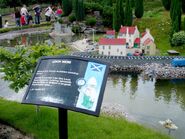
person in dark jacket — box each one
[15,8,21,26]
[33,4,41,24]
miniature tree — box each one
[125,0,132,26]
[170,0,181,33]
[161,0,171,11]
[135,0,144,18]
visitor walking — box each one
[14,8,21,26]
[33,4,41,24]
[20,5,29,24]
[45,6,54,22]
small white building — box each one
[99,27,156,56]
[99,38,126,56]
[118,26,140,47]
[141,29,156,55]
[141,29,154,45]
[106,30,115,39]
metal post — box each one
[92,28,94,44]
[0,15,2,28]
[58,108,68,139]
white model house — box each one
[98,26,156,56]
[141,29,156,55]
[106,30,115,39]
[118,26,140,48]
[99,38,126,56]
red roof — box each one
[134,38,140,44]
[119,27,127,34]
[143,38,152,45]
[106,30,115,35]
[119,26,136,34]
[99,38,126,45]
[141,32,147,37]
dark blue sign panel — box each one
[22,56,109,116]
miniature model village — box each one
[98,26,156,56]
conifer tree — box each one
[161,0,171,10]
[113,4,120,32]
[135,0,144,18]
[182,0,185,13]
[74,0,85,21]
[125,0,132,26]
[183,17,185,30]
[120,0,125,26]
[170,0,182,33]
[113,0,125,32]
[62,0,72,16]
[130,0,135,8]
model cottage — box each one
[98,26,156,56]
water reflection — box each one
[111,74,138,99]
[104,74,185,139]
[0,33,85,48]
[0,34,49,47]
[155,79,185,110]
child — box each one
[20,14,26,26]
[4,20,9,28]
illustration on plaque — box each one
[76,62,106,111]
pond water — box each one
[103,74,185,139]
[0,33,84,48]
[0,33,184,138]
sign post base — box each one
[59,108,68,139]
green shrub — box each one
[84,2,103,14]
[0,22,52,33]
[57,18,63,24]
[68,14,76,23]
[0,45,69,92]
[171,31,185,46]
[85,17,96,26]
[71,25,81,33]
[0,28,11,33]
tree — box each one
[113,0,125,32]
[62,0,72,16]
[161,0,171,10]
[182,0,185,13]
[125,0,132,26]
[184,17,185,31]
[73,0,85,21]
[120,0,125,26]
[130,0,135,8]
[0,0,22,8]
[113,4,120,32]
[135,0,144,18]
[170,0,182,33]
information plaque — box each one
[22,56,109,116]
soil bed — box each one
[0,123,33,139]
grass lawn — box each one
[0,98,172,139]
[134,0,185,56]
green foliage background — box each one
[0,45,69,92]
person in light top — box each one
[20,5,29,24]
[45,5,55,22]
